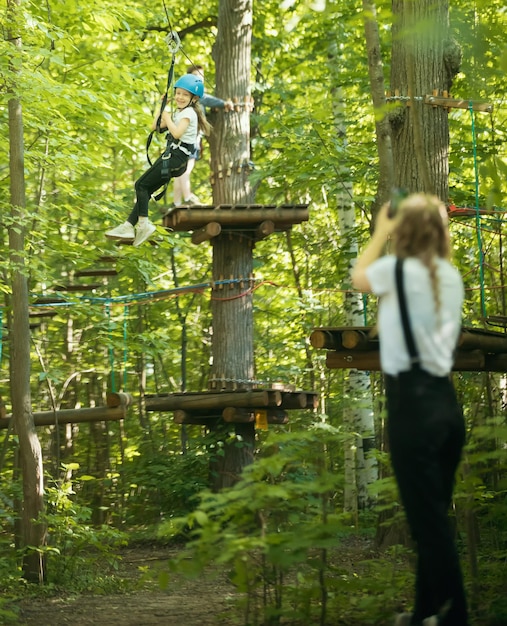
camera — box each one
[388,187,409,218]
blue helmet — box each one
[174,75,204,98]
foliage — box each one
[120,441,210,525]
[158,424,415,625]
[0,0,506,622]
[33,473,128,592]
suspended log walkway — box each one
[311,326,507,372]
[145,388,319,425]
[0,392,132,429]
[162,203,309,244]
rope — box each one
[146,31,181,166]
[469,102,487,319]
[106,301,116,392]
[123,305,128,391]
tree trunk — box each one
[362,0,395,214]
[390,0,460,198]
[208,0,254,491]
[7,0,46,583]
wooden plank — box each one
[29,310,58,318]
[164,207,309,230]
[278,392,308,409]
[458,329,507,353]
[325,349,486,371]
[32,296,67,305]
[106,392,134,408]
[145,390,281,412]
[310,329,342,350]
[173,410,222,424]
[222,407,289,424]
[255,220,275,241]
[342,329,378,350]
[75,268,118,277]
[424,95,493,112]
[53,284,102,292]
[191,222,221,244]
[0,406,126,429]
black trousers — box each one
[385,369,468,626]
[127,148,187,224]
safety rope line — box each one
[123,304,128,391]
[469,102,487,319]
[30,278,263,308]
[105,301,116,393]
[0,308,3,367]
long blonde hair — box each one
[192,100,212,137]
[393,193,450,315]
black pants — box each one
[127,148,187,225]
[385,369,468,626]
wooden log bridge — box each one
[311,326,507,372]
[0,392,132,429]
[145,389,319,425]
[162,204,309,244]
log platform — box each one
[311,326,507,372]
[145,387,319,425]
[162,204,309,243]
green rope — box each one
[123,305,128,391]
[0,308,3,367]
[469,102,487,319]
[106,301,116,392]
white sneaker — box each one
[133,220,156,247]
[422,617,438,626]
[106,222,135,241]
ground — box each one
[15,544,240,626]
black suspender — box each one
[395,258,421,370]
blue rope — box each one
[30,277,246,308]
[469,102,487,319]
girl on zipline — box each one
[106,74,211,246]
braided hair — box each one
[393,193,450,320]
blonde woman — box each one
[352,194,468,626]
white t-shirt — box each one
[366,255,464,376]
[172,107,198,146]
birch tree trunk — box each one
[7,0,46,582]
[328,42,377,513]
[208,0,254,491]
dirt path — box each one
[16,545,239,626]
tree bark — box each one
[390,0,459,198]
[362,0,395,214]
[7,0,46,583]
[207,0,255,491]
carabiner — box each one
[165,31,181,55]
